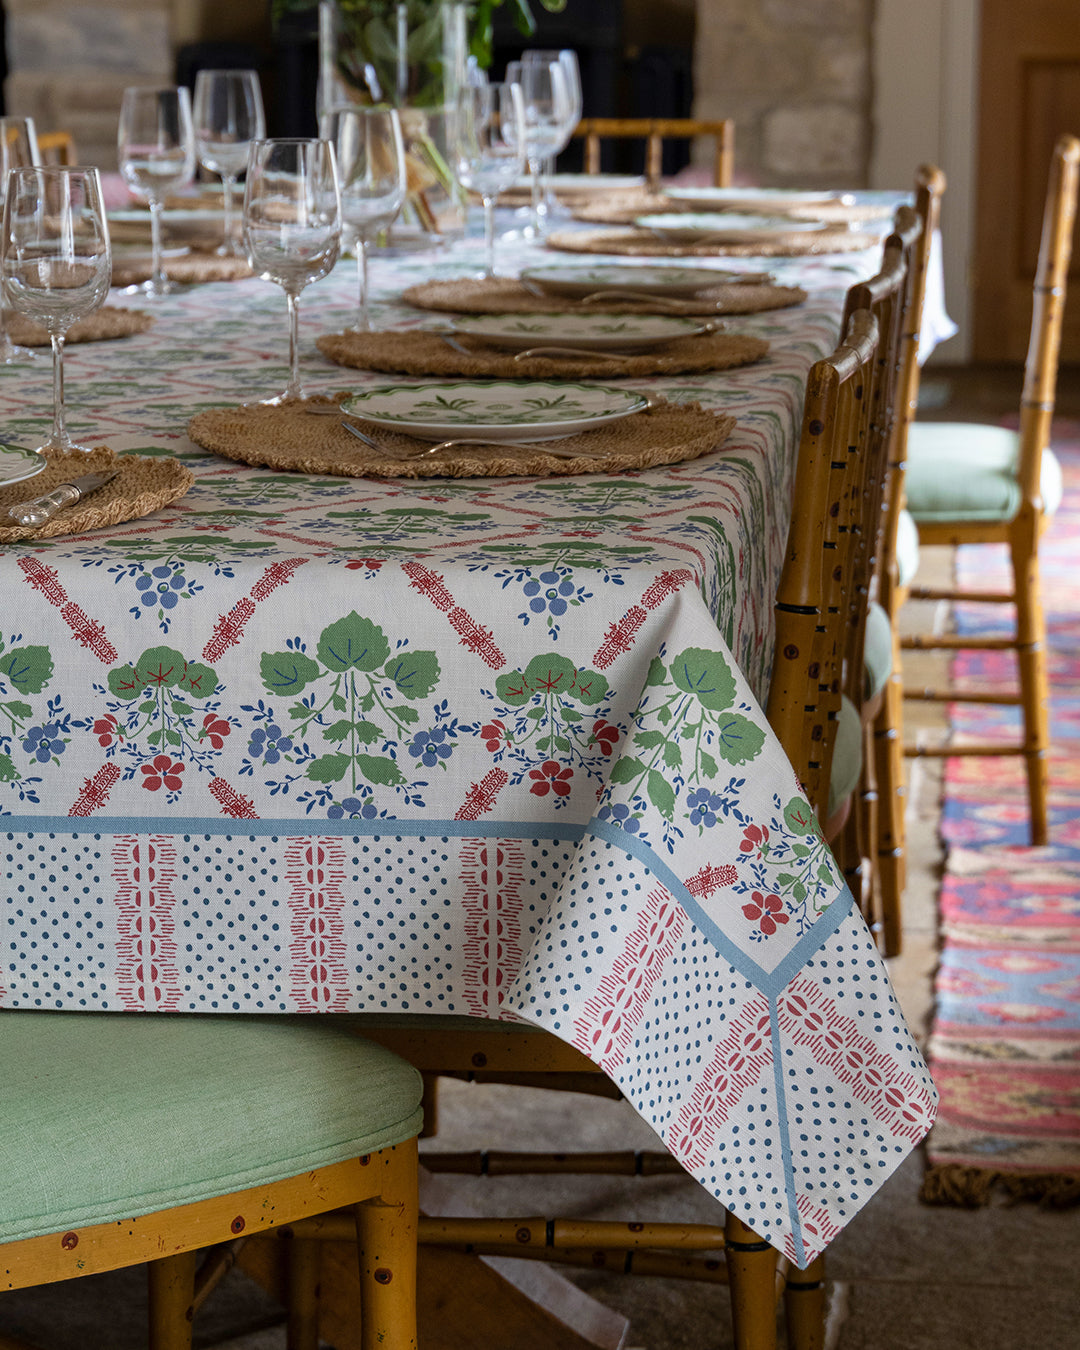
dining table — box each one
[0,195,941,1272]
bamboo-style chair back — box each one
[572,117,734,188]
[1017,134,1080,505]
[36,130,77,165]
[766,308,882,818]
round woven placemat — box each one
[111,254,253,287]
[187,395,737,480]
[400,276,807,317]
[0,447,195,543]
[315,327,768,379]
[569,191,894,229]
[546,226,878,257]
[7,306,156,347]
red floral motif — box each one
[140,755,185,792]
[345,558,383,570]
[93,713,121,748]
[480,719,508,751]
[200,713,231,749]
[739,823,770,854]
[741,890,788,935]
[590,718,620,756]
[528,760,573,798]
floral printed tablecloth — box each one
[0,225,936,1266]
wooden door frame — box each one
[871,0,979,363]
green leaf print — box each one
[323,719,354,741]
[108,665,141,700]
[646,657,667,687]
[647,770,676,820]
[307,753,350,783]
[670,647,736,711]
[177,661,217,699]
[662,741,683,770]
[261,651,321,696]
[356,754,407,786]
[135,646,187,690]
[634,730,664,748]
[610,756,644,784]
[699,749,719,779]
[0,646,53,695]
[784,797,818,836]
[714,714,766,766]
[0,752,19,782]
[384,651,440,699]
[317,613,391,673]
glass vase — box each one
[318,0,467,244]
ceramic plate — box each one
[450,312,709,351]
[0,443,46,488]
[520,263,741,298]
[341,381,650,442]
[664,186,849,213]
[513,172,647,195]
[637,211,828,243]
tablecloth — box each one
[0,223,937,1267]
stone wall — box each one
[693,0,873,187]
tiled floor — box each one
[3,365,1080,1348]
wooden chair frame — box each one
[35,130,76,165]
[901,135,1080,846]
[572,117,734,188]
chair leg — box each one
[874,661,907,956]
[724,1211,778,1350]
[354,1140,419,1350]
[784,1254,826,1350]
[286,1236,322,1350]
[147,1248,197,1350]
[1011,526,1051,845]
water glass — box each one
[453,82,526,277]
[193,69,266,256]
[117,85,196,296]
[0,116,40,363]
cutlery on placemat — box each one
[338,419,608,461]
[8,470,119,526]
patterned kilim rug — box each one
[922,420,1080,1206]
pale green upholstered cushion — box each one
[0,1013,424,1244]
[827,694,862,820]
[862,601,893,704]
[895,508,920,587]
[905,422,1063,524]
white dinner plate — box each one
[0,443,46,488]
[520,263,742,299]
[637,211,828,243]
[511,172,646,195]
[450,312,709,351]
[341,381,650,442]
[664,186,849,213]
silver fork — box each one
[339,419,608,460]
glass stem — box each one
[50,331,67,450]
[355,240,370,332]
[285,291,303,400]
[528,155,542,234]
[0,301,13,362]
[482,196,496,278]
[221,176,235,255]
[149,198,166,292]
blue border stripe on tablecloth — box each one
[770,992,806,1267]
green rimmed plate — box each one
[450,312,709,351]
[0,443,46,487]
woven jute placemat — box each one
[400,276,807,317]
[315,327,768,380]
[187,394,737,480]
[111,254,253,287]
[0,447,195,543]
[8,306,155,347]
[546,226,878,258]
[569,191,894,229]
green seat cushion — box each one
[0,1012,424,1244]
[896,507,920,587]
[827,694,862,820]
[862,601,893,704]
[905,422,1063,524]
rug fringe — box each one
[921,1165,1080,1209]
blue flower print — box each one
[523,570,576,617]
[136,564,188,611]
[687,787,724,829]
[22,722,66,763]
[597,802,641,834]
[248,723,294,764]
[408,725,454,768]
[328,796,378,820]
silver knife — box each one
[9,470,119,526]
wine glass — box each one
[321,105,406,332]
[1,166,111,453]
[192,69,266,257]
[117,85,196,296]
[0,116,41,364]
[243,138,341,403]
[506,57,571,237]
[523,49,582,219]
[453,81,526,278]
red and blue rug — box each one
[922,419,1080,1206]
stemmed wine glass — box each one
[453,81,526,278]
[192,69,266,257]
[243,138,341,403]
[321,105,406,332]
[523,49,582,221]
[506,57,571,237]
[0,116,41,364]
[1,166,111,453]
[117,85,196,296]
